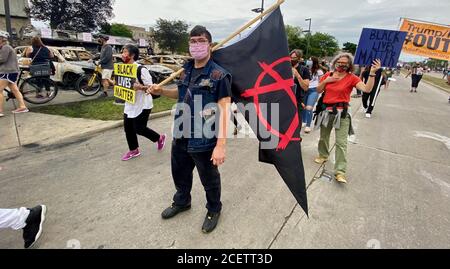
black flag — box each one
[213,7,308,216]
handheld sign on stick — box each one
[354,28,407,68]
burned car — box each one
[111,54,173,84]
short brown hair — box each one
[31,36,44,47]
[290,49,303,59]
[331,53,355,73]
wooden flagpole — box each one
[156,0,285,87]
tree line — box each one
[26,0,353,56]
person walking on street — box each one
[302,56,323,133]
[362,66,385,118]
[290,49,311,129]
[148,26,231,233]
[406,63,424,93]
[94,34,114,98]
[0,205,47,249]
[0,31,29,116]
[120,44,166,161]
[314,53,381,184]
[384,68,393,90]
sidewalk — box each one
[1,89,171,152]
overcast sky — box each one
[32,0,449,61]
[111,0,450,61]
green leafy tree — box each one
[99,23,112,35]
[154,19,189,54]
[27,0,114,32]
[285,25,307,52]
[343,42,358,55]
[426,58,447,70]
[109,23,133,38]
[308,32,340,58]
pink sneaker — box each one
[157,134,166,151]
[121,149,141,161]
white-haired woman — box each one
[0,31,28,117]
[314,53,381,183]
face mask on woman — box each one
[121,55,132,63]
[335,64,349,73]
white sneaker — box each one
[302,122,307,128]
[305,127,312,133]
[365,113,372,118]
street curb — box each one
[422,79,450,94]
[20,110,174,150]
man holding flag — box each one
[150,1,309,232]
[149,26,232,234]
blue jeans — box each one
[302,88,319,127]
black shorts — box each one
[0,73,19,83]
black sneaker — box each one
[113,99,126,106]
[23,205,47,249]
[202,212,220,234]
[161,204,191,219]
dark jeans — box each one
[171,139,222,213]
[362,89,380,114]
[36,76,51,94]
[124,109,161,151]
[411,74,423,88]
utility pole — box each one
[304,18,312,58]
[251,0,265,16]
[4,0,13,42]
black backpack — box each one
[313,92,326,124]
[137,65,160,99]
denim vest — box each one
[174,59,231,153]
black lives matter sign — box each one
[114,63,137,104]
[354,28,407,68]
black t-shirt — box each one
[362,68,384,90]
[189,67,204,89]
[294,64,311,103]
[30,46,52,65]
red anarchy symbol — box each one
[242,57,301,151]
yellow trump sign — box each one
[400,19,450,61]
[114,63,138,104]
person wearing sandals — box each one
[0,31,29,117]
[315,53,381,184]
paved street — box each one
[0,75,449,249]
